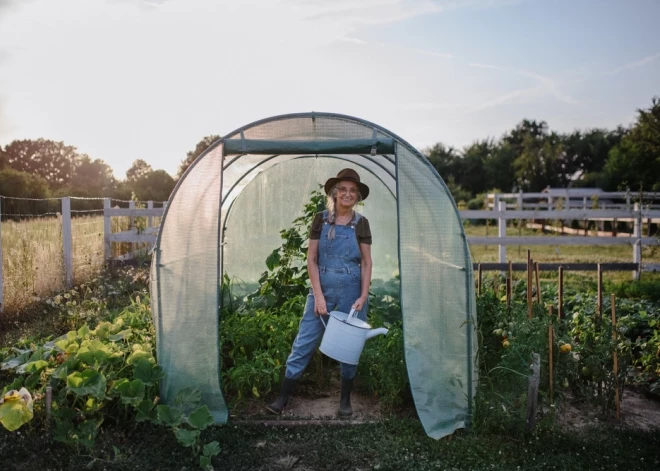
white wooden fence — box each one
[460,201,660,279]
[1,192,659,311]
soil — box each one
[557,387,660,431]
[229,375,416,425]
[231,375,660,432]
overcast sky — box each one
[0,0,658,179]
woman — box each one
[266,168,373,417]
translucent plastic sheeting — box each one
[396,144,478,438]
[222,157,398,294]
[151,112,477,439]
[152,144,227,422]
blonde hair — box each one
[325,184,363,238]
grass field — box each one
[1,216,657,312]
[1,215,139,312]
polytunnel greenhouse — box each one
[150,112,478,439]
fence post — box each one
[104,198,112,260]
[61,197,73,288]
[498,200,507,264]
[0,197,3,313]
[633,203,641,280]
[147,201,154,229]
[129,200,136,230]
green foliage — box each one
[0,168,51,199]
[247,186,326,309]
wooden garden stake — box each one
[558,266,564,319]
[527,250,533,318]
[508,260,513,304]
[477,264,482,296]
[548,306,554,404]
[46,386,52,426]
[526,353,541,430]
[535,262,542,305]
[493,274,499,298]
[611,294,620,420]
[596,263,603,398]
[506,277,511,307]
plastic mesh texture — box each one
[151,113,477,438]
[152,144,227,422]
[222,157,398,294]
[397,144,478,438]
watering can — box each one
[319,309,389,365]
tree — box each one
[602,97,660,191]
[424,143,463,182]
[66,156,116,196]
[178,135,220,179]
[2,139,84,189]
[0,168,51,198]
[126,159,153,183]
[131,170,175,202]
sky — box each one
[0,0,658,179]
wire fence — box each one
[0,195,165,313]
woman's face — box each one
[335,180,359,210]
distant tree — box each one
[178,135,220,179]
[559,128,625,187]
[0,168,51,198]
[132,170,175,202]
[483,143,517,193]
[460,139,493,196]
[66,156,116,196]
[126,159,153,183]
[603,97,660,191]
[425,143,463,181]
[2,139,84,188]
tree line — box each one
[1,97,658,204]
[0,135,220,202]
[425,96,660,206]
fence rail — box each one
[1,191,659,312]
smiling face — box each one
[335,180,359,211]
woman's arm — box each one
[307,239,327,314]
[353,243,372,311]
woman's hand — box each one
[314,294,328,316]
[352,296,368,312]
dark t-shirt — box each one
[309,212,372,245]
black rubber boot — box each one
[266,377,297,415]
[338,377,354,418]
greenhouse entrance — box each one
[151,113,477,439]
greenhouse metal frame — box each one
[150,112,477,439]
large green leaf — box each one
[77,324,90,338]
[174,387,201,413]
[203,440,221,458]
[23,360,48,374]
[135,399,155,422]
[156,405,183,427]
[76,340,112,365]
[0,389,33,432]
[134,358,164,386]
[174,428,200,447]
[115,379,145,406]
[67,370,107,399]
[126,349,153,366]
[1,351,31,371]
[108,329,133,342]
[186,405,214,430]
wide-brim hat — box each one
[324,168,370,200]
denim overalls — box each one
[284,210,369,380]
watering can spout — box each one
[366,327,389,340]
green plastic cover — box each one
[223,138,395,155]
[151,112,477,439]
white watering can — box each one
[319,309,389,365]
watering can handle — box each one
[347,308,358,320]
[320,314,327,328]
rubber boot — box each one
[266,377,297,415]
[338,377,354,418]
